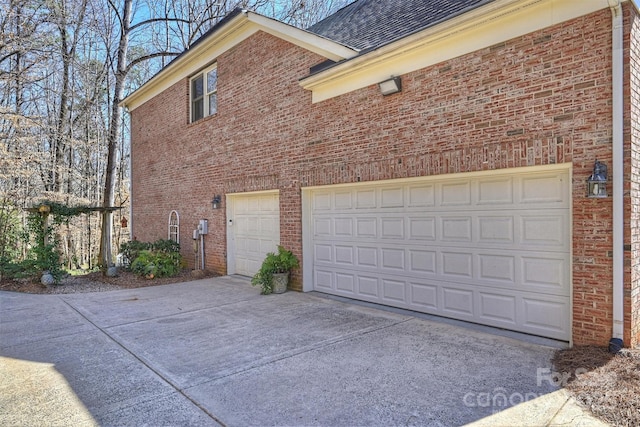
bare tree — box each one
[260,0,350,28]
[98,0,282,270]
[0,0,346,271]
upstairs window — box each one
[190,64,217,122]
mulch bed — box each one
[552,345,640,426]
[0,269,219,294]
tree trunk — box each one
[99,0,131,270]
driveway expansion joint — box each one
[59,298,227,426]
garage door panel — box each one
[478,254,516,283]
[356,246,378,268]
[317,211,565,253]
[408,185,435,207]
[358,276,379,297]
[314,217,332,236]
[442,287,475,317]
[382,278,406,303]
[381,218,404,239]
[248,197,260,211]
[315,243,568,296]
[381,248,405,270]
[229,192,279,277]
[356,189,376,208]
[356,217,377,238]
[334,245,353,265]
[521,215,567,249]
[410,282,438,309]
[308,167,571,340]
[409,217,436,240]
[478,216,514,243]
[478,178,514,205]
[336,272,355,292]
[313,192,332,210]
[335,217,353,236]
[521,254,568,294]
[260,217,277,232]
[441,181,472,206]
[315,264,570,340]
[381,187,404,207]
[314,270,333,291]
[521,297,569,338]
[334,191,352,209]
[314,244,332,262]
[520,174,567,204]
[441,217,472,242]
[409,249,437,274]
[441,251,473,278]
[478,292,517,324]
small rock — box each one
[191,269,206,278]
[41,273,55,286]
[106,266,119,277]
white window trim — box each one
[168,210,179,243]
[190,63,217,123]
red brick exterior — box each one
[630,5,640,348]
[130,6,637,346]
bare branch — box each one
[125,51,180,73]
[129,17,191,33]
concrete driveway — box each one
[0,275,594,426]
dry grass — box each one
[553,345,640,427]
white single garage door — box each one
[304,166,571,340]
[227,191,280,276]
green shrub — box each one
[151,239,180,254]
[120,239,182,270]
[131,250,182,278]
[123,238,182,278]
[119,240,152,269]
[0,257,44,281]
[251,246,299,295]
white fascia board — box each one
[300,0,614,103]
[121,11,357,112]
[245,12,358,61]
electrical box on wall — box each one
[198,219,208,235]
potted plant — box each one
[251,245,299,294]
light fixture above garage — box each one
[212,195,222,209]
[379,76,402,96]
[587,160,608,198]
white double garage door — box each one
[302,165,571,341]
[227,165,571,341]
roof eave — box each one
[300,0,613,103]
[121,10,358,111]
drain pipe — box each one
[608,0,624,351]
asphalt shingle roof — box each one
[307,0,495,51]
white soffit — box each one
[300,0,614,103]
[121,11,358,111]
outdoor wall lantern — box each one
[587,160,608,198]
[379,76,402,96]
[212,195,222,209]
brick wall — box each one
[130,7,631,346]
